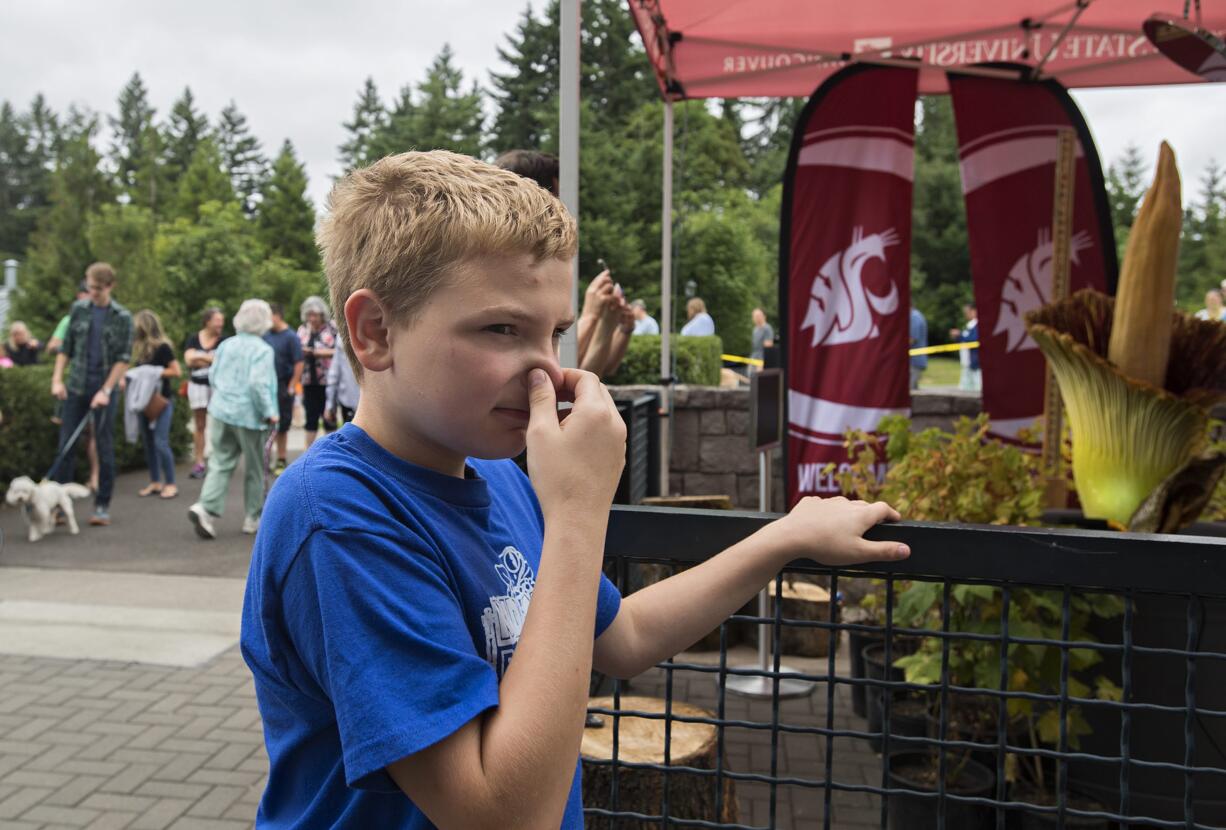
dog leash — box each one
[262,427,277,497]
[43,406,102,482]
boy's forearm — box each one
[613,526,792,676]
[52,353,67,383]
[476,514,608,825]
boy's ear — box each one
[345,289,393,373]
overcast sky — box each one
[3,0,1224,211]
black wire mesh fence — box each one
[584,505,1226,829]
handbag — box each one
[144,390,169,421]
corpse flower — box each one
[1025,143,1226,532]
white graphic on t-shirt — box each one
[481,546,536,678]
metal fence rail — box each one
[585,505,1226,829]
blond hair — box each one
[317,150,577,378]
[687,297,707,317]
[131,309,172,365]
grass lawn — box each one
[918,355,963,389]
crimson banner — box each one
[781,65,918,504]
[948,70,1116,444]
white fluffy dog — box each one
[4,476,92,542]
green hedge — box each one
[0,364,192,491]
[605,334,723,386]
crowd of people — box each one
[1,263,358,536]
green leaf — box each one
[895,582,941,626]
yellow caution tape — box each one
[722,354,764,367]
[722,341,979,365]
[909,341,980,356]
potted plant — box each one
[831,414,1123,824]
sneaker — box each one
[189,463,207,479]
[188,502,216,539]
[273,459,287,477]
[88,507,111,526]
[241,515,260,535]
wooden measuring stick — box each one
[1042,127,1076,508]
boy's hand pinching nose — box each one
[524,368,626,521]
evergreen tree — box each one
[1177,159,1225,308]
[12,110,115,334]
[910,96,971,342]
[0,102,33,257]
[577,0,657,130]
[488,4,558,153]
[257,140,319,272]
[25,94,60,169]
[87,203,161,322]
[738,97,806,196]
[109,72,156,199]
[1105,143,1148,235]
[158,200,259,329]
[162,87,209,187]
[216,101,267,214]
[0,96,58,258]
[402,45,484,157]
[338,78,387,172]
[174,136,236,220]
[369,85,417,159]
[130,123,168,216]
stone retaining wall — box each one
[609,385,983,510]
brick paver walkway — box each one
[0,649,262,830]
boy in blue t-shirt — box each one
[241,150,911,829]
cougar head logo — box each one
[995,228,1092,352]
[800,227,900,347]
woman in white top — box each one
[1194,289,1226,322]
[680,297,716,336]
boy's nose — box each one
[525,351,565,396]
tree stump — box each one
[772,579,834,657]
[582,696,738,830]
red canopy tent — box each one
[628,0,1226,97]
[600,0,1224,499]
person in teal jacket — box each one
[188,299,279,539]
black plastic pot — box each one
[887,751,995,830]
[863,643,928,753]
[1010,782,1111,830]
[848,627,883,717]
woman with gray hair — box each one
[297,295,338,448]
[188,299,279,539]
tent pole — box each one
[659,99,674,496]
[559,0,581,368]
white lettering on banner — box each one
[800,227,901,347]
[797,461,889,494]
[716,30,1175,75]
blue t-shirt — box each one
[262,327,304,383]
[241,424,622,828]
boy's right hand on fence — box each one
[525,367,625,523]
[763,496,910,567]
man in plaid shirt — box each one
[50,262,132,526]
